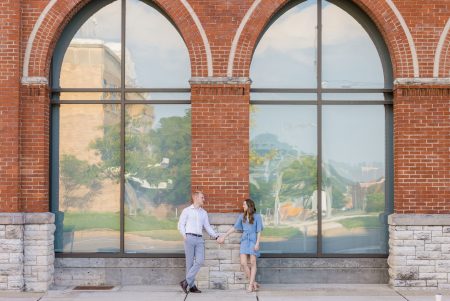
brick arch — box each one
[231,0,416,79]
[25,0,210,81]
[439,33,450,77]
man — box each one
[178,191,220,294]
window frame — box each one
[249,0,394,258]
[50,0,191,258]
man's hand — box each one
[217,236,225,244]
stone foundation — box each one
[54,213,388,289]
[388,214,450,289]
[0,213,55,292]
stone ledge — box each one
[388,214,450,226]
[0,214,25,225]
[20,76,49,85]
[0,213,55,225]
[190,77,251,85]
[394,77,450,85]
[208,213,240,225]
[24,213,54,225]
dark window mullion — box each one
[120,0,126,255]
[317,0,323,258]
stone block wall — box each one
[199,221,245,290]
[388,214,450,289]
[0,214,24,290]
[0,213,55,292]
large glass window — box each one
[250,0,393,256]
[51,0,191,255]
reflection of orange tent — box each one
[280,203,303,221]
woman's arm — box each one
[217,227,235,243]
[254,231,261,251]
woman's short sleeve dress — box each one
[233,213,264,257]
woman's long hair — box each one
[244,198,256,224]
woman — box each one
[218,198,263,292]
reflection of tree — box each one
[250,133,351,224]
[60,107,191,211]
[60,154,101,209]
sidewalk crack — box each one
[395,290,410,301]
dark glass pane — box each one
[250,105,317,254]
[124,104,191,253]
[250,0,317,88]
[60,1,121,89]
[322,1,385,88]
[322,105,387,254]
[125,0,190,88]
[55,104,121,252]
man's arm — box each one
[203,211,218,239]
[177,209,188,240]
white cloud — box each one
[255,3,367,57]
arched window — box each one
[250,0,393,255]
[51,0,191,255]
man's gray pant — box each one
[184,235,205,288]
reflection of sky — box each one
[250,105,317,155]
[152,105,190,129]
[126,0,190,88]
[74,0,190,88]
[251,0,385,88]
[323,106,384,165]
[251,105,385,166]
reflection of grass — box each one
[338,216,381,229]
[63,212,178,232]
[263,227,302,238]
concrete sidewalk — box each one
[0,284,448,301]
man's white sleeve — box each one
[203,212,218,238]
[178,209,187,237]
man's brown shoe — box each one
[189,285,202,293]
[179,279,188,294]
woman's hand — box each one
[217,236,225,244]
[254,242,260,251]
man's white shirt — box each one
[178,205,218,238]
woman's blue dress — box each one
[234,213,264,257]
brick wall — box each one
[394,85,450,214]
[0,0,448,213]
[20,85,50,213]
[0,0,21,212]
[191,83,250,212]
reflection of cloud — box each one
[76,0,182,51]
[127,0,184,51]
[74,0,190,87]
[255,3,366,62]
[284,122,317,131]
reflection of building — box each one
[59,39,152,212]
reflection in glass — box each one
[124,105,191,253]
[59,92,121,101]
[60,1,121,88]
[125,92,191,101]
[250,0,317,88]
[322,106,387,254]
[322,1,384,88]
[251,93,317,101]
[322,93,386,101]
[250,105,317,254]
[126,0,190,88]
[55,104,121,252]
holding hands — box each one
[217,235,225,244]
